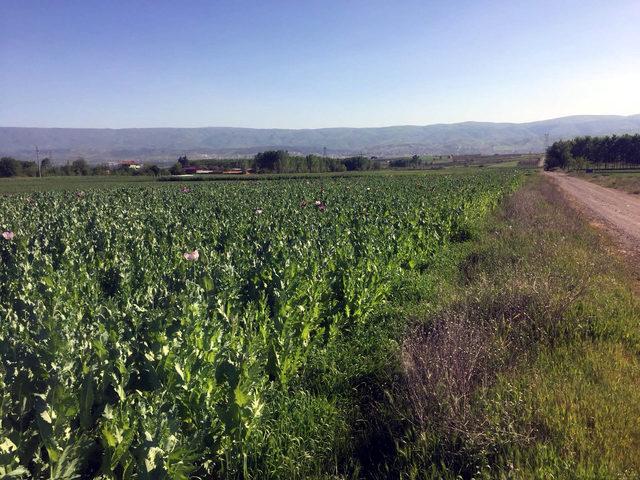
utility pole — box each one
[35,145,41,177]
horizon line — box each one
[1,113,639,131]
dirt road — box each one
[546,172,640,249]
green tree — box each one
[570,136,593,162]
[343,155,371,171]
[72,158,89,175]
[544,141,572,170]
[19,161,38,176]
[0,157,20,177]
[40,157,52,172]
[91,164,110,175]
[254,150,288,173]
[170,162,183,175]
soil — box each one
[546,171,640,289]
[546,172,640,247]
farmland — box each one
[0,176,161,194]
[2,168,639,479]
[0,171,521,478]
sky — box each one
[1,0,639,129]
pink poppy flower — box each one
[180,186,191,193]
[183,249,199,261]
[76,191,85,197]
[2,231,14,240]
[255,208,263,215]
[314,200,322,206]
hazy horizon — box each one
[2,0,640,129]
[1,112,640,131]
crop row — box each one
[0,172,520,478]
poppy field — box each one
[0,172,520,478]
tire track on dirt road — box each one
[546,172,640,255]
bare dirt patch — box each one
[546,171,640,291]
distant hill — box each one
[2,114,640,164]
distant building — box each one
[121,160,142,169]
[222,168,246,175]
[182,165,215,174]
[108,160,142,170]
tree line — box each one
[168,151,381,174]
[252,150,379,173]
[389,154,438,168]
[0,150,385,178]
[0,157,163,178]
[0,157,97,177]
[545,134,640,170]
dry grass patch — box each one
[397,174,640,477]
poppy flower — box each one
[255,208,263,215]
[314,200,322,206]
[180,186,191,193]
[183,250,199,261]
[2,231,14,240]
[76,191,85,197]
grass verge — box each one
[575,171,640,195]
[371,174,640,478]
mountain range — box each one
[2,114,640,164]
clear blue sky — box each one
[1,0,639,128]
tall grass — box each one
[389,175,640,478]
